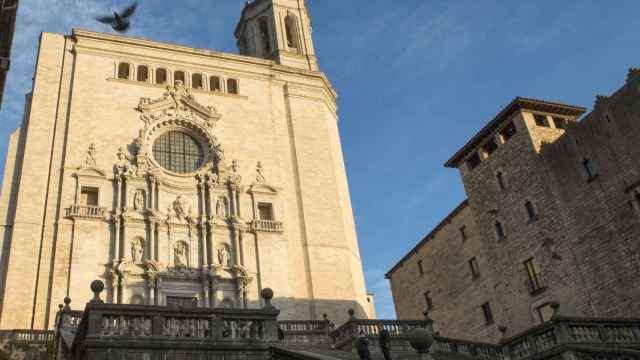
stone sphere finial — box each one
[90,280,105,304]
[261,288,274,308]
[63,297,72,311]
[499,325,508,337]
[58,304,64,311]
[409,328,434,353]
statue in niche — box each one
[174,242,188,268]
[131,238,144,264]
[84,143,97,168]
[217,246,231,268]
[115,147,132,175]
[216,197,229,218]
[255,162,265,184]
[172,196,188,219]
[133,189,145,211]
[229,160,242,186]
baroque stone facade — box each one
[387,69,640,343]
[0,0,372,330]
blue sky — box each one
[1,0,639,319]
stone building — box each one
[0,0,373,331]
[386,69,640,343]
[0,0,19,108]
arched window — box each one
[495,221,505,240]
[525,201,537,220]
[285,14,300,51]
[227,78,239,95]
[582,158,596,178]
[192,73,203,89]
[174,70,186,86]
[137,65,149,82]
[117,62,130,79]
[258,18,271,56]
[210,76,221,92]
[155,68,168,84]
[496,171,505,190]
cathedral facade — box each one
[0,0,372,330]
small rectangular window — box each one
[496,172,506,190]
[495,221,506,240]
[525,201,537,221]
[534,114,549,127]
[417,260,424,276]
[460,226,468,242]
[210,76,221,92]
[500,122,517,142]
[466,153,481,170]
[227,78,239,94]
[80,187,99,207]
[468,257,480,279]
[552,117,568,129]
[258,203,274,220]
[481,302,494,325]
[155,68,168,84]
[482,139,498,157]
[524,258,544,294]
[174,71,186,85]
[583,158,596,179]
[536,303,554,324]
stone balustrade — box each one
[65,205,106,219]
[252,219,284,233]
[278,320,333,345]
[331,318,433,351]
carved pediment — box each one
[74,166,107,179]
[138,82,221,129]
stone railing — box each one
[432,337,505,360]
[0,329,54,343]
[331,318,433,351]
[0,330,54,360]
[278,320,333,345]
[252,219,284,233]
[65,205,106,219]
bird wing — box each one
[113,22,131,33]
[96,15,116,24]
[120,2,137,18]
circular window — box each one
[152,131,204,174]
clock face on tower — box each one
[152,131,205,174]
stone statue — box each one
[255,162,265,184]
[132,239,144,264]
[172,196,187,219]
[115,147,132,175]
[84,143,97,168]
[133,189,145,211]
[229,160,242,186]
[216,197,228,218]
[174,242,188,268]
[217,246,230,267]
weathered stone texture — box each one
[388,73,640,343]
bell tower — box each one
[235,0,318,71]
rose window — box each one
[152,131,204,174]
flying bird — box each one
[96,2,138,33]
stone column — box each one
[202,279,209,308]
[114,219,121,261]
[149,177,156,210]
[232,225,241,266]
[148,276,156,305]
[150,221,157,261]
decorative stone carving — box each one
[255,162,265,184]
[217,246,231,268]
[115,147,133,175]
[216,197,229,218]
[229,160,242,187]
[84,143,97,168]
[133,189,145,211]
[174,241,189,268]
[172,196,188,219]
[131,238,144,264]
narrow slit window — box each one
[482,139,498,157]
[468,257,480,279]
[210,76,221,92]
[497,171,506,190]
[460,226,468,242]
[525,201,537,220]
[155,68,168,84]
[495,221,505,240]
[481,302,494,325]
[117,62,130,79]
[417,260,424,276]
[583,158,596,179]
[424,291,434,311]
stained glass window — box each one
[153,131,204,174]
